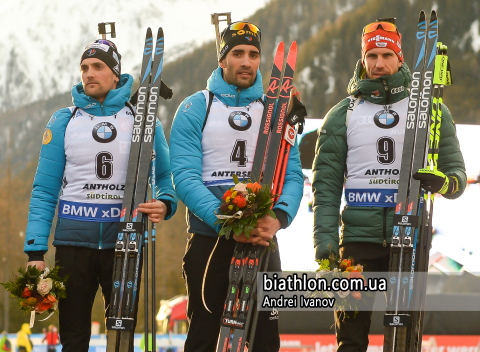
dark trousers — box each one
[182,234,282,352]
[56,246,141,352]
[335,242,390,352]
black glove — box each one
[287,95,307,134]
[412,168,457,195]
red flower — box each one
[36,301,53,313]
[348,271,366,285]
[222,189,232,201]
[247,182,261,194]
[22,287,32,298]
[232,195,247,208]
[45,294,56,303]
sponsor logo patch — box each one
[374,110,400,129]
[92,122,117,143]
[391,86,404,94]
[83,103,97,109]
[183,101,192,111]
[42,129,53,145]
[228,111,252,131]
[368,35,395,44]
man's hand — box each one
[412,168,457,195]
[287,87,301,115]
[137,199,167,223]
[233,214,281,247]
[27,261,45,271]
[286,87,306,134]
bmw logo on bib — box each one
[92,122,117,143]
[228,111,252,131]
[374,110,400,129]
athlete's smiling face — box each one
[219,44,260,89]
[81,58,119,103]
[363,47,402,79]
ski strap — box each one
[345,95,361,127]
[202,90,215,132]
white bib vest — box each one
[201,90,265,186]
[59,106,134,221]
[345,97,408,207]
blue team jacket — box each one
[169,67,303,237]
[24,74,177,255]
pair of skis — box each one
[384,10,452,352]
[106,27,165,352]
[215,41,300,352]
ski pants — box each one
[334,242,390,352]
[56,246,141,352]
[182,233,282,352]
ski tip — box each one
[157,27,164,38]
[146,27,152,36]
[289,41,297,53]
[274,42,284,67]
[286,41,297,68]
[430,10,437,21]
[418,10,426,21]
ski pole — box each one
[151,153,157,352]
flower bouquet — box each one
[1,266,68,327]
[214,175,277,248]
[305,246,369,315]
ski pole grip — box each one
[211,13,232,59]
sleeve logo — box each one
[42,129,53,145]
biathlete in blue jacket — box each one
[24,39,177,351]
[170,21,304,352]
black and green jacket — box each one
[312,60,466,260]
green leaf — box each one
[233,174,239,184]
[233,225,243,236]
[219,226,232,238]
[267,209,276,219]
[244,225,255,236]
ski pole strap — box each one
[202,90,215,132]
[160,80,173,99]
[433,43,449,86]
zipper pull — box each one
[382,79,388,91]
[383,240,387,247]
